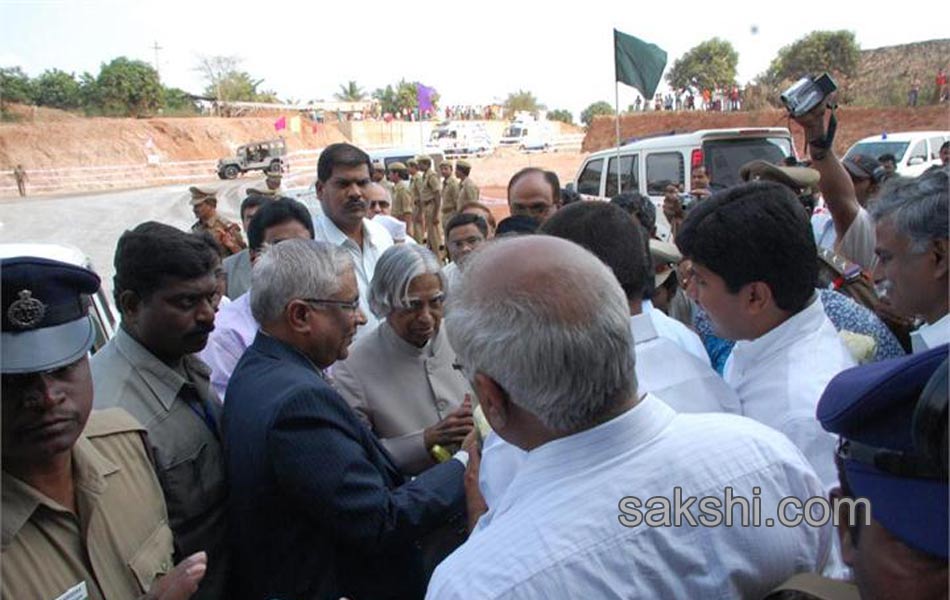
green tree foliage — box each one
[580,101,615,128]
[764,30,860,84]
[335,80,366,101]
[503,90,544,118]
[0,67,35,107]
[34,69,83,109]
[164,87,199,115]
[372,80,439,115]
[547,109,574,124]
[196,55,274,103]
[666,38,738,91]
[96,57,164,116]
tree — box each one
[335,81,366,101]
[96,57,164,116]
[763,30,860,85]
[196,55,274,103]
[372,80,439,115]
[547,109,573,125]
[164,87,199,115]
[34,69,82,109]
[666,38,738,91]
[580,101,615,128]
[0,67,35,109]
[503,89,544,118]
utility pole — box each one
[151,41,163,81]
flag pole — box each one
[615,81,622,195]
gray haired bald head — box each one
[250,238,352,324]
[369,244,446,318]
[446,235,635,433]
[871,169,949,252]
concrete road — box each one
[0,174,315,295]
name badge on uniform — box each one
[52,581,88,600]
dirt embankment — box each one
[0,108,347,170]
[584,105,950,157]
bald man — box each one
[426,236,840,599]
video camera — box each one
[780,73,838,117]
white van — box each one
[573,127,795,200]
[845,131,950,177]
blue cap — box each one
[817,345,948,558]
[1,257,101,374]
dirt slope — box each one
[0,108,347,169]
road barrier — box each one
[0,137,584,196]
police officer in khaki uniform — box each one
[1,256,207,600]
[408,158,425,243]
[440,159,460,224]
[388,161,414,229]
[417,154,444,259]
[456,159,480,206]
[264,171,284,196]
[189,187,246,258]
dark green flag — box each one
[614,29,667,99]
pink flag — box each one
[274,116,287,131]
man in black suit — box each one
[223,238,470,600]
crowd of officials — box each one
[2,98,948,600]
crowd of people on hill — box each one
[2,95,948,600]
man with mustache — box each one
[91,221,230,600]
[2,256,208,600]
[312,142,394,337]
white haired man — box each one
[871,169,949,353]
[426,236,841,599]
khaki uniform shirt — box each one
[442,175,460,218]
[420,168,442,207]
[91,328,229,600]
[192,214,246,258]
[332,321,473,476]
[459,177,480,206]
[2,409,174,600]
[410,172,424,210]
[392,180,414,218]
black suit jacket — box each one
[223,332,465,600]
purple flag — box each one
[416,83,435,112]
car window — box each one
[646,152,684,195]
[605,154,639,197]
[910,140,928,160]
[929,137,945,160]
[848,141,910,162]
[703,136,791,191]
[577,158,604,196]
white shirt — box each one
[478,314,741,510]
[429,395,839,600]
[911,312,950,353]
[642,300,709,364]
[724,294,856,488]
[199,292,259,399]
[313,213,394,336]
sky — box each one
[2,0,948,120]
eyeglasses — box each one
[369,201,390,209]
[299,297,361,314]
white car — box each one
[846,131,950,177]
[0,243,118,351]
